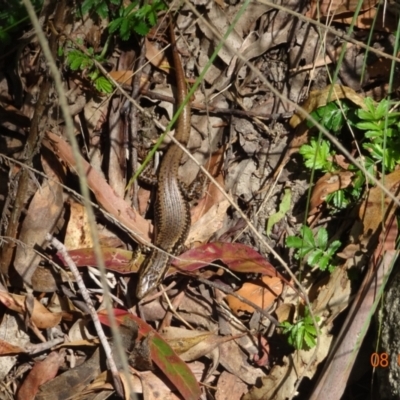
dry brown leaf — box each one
[0,291,62,329]
[307,0,377,19]
[16,351,64,400]
[243,327,332,400]
[13,154,64,287]
[290,84,367,129]
[216,371,247,400]
[108,70,134,86]
[0,338,25,355]
[337,7,399,31]
[191,146,226,224]
[35,348,102,400]
[359,169,400,241]
[161,328,214,355]
[219,340,265,385]
[162,327,244,362]
[225,276,283,315]
[309,171,354,216]
[64,202,93,250]
[43,131,151,245]
[275,303,295,324]
[145,37,170,72]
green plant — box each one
[108,0,167,39]
[78,0,120,19]
[286,225,341,272]
[306,100,351,134]
[355,97,400,172]
[65,47,113,93]
[64,0,167,93]
[281,307,320,350]
[299,138,335,172]
[299,97,400,210]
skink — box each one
[136,18,191,299]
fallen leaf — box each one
[99,310,201,400]
[17,351,64,400]
[266,188,291,236]
[55,247,140,274]
[64,202,93,250]
[309,171,354,215]
[0,291,62,329]
[0,338,25,355]
[225,276,283,314]
[35,348,102,400]
[359,169,400,242]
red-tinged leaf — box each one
[173,242,286,281]
[55,247,142,274]
[16,351,63,400]
[0,338,25,355]
[98,310,201,400]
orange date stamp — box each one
[369,352,400,367]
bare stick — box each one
[46,234,124,397]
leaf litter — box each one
[0,0,400,399]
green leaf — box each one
[133,19,151,36]
[282,308,319,350]
[328,240,341,255]
[299,139,333,171]
[317,255,330,271]
[356,121,382,131]
[79,0,109,19]
[280,321,292,333]
[266,189,291,236]
[297,246,314,259]
[295,325,305,350]
[108,17,122,34]
[67,50,93,70]
[327,189,348,209]
[307,249,324,267]
[375,99,389,119]
[120,17,131,40]
[311,101,349,133]
[285,236,304,249]
[300,226,315,247]
[303,330,317,348]
[94,76,113,93]
[315,228,328,250]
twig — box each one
[46,234,124,397]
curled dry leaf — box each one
[0,338,25,356]
[225,276,283,315]
[289,84,367,130]
[358,169,400,242]
[162,326,245,363]
[309,171,354,216]
[0,291,61,329]
[275,303,295,324]
[13,153,63,287]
